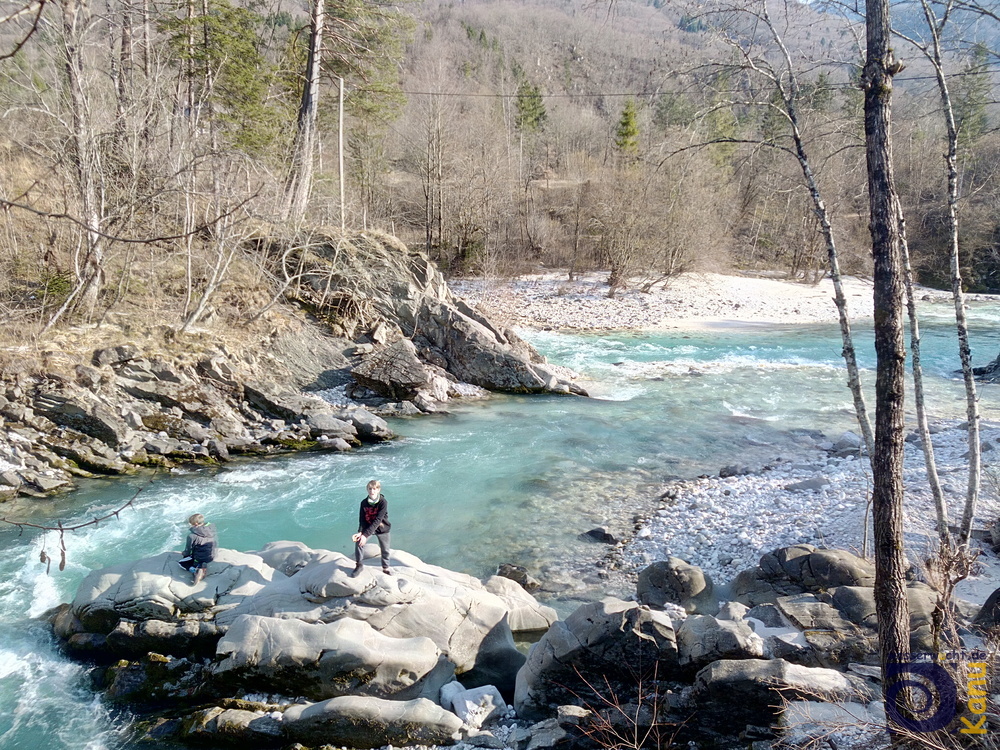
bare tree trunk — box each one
[282,0,324,225]
[894,0,983,548]
[899,204,950,546]
[916,0,982,547]
[436,108,444,253]
[569,181,587,281]
[181,217,236,332]
[738,6,876,459]
[787,114,874,458]
[113,1,134,151]
[864,0,911,714]
[61,0,105,320]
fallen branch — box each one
[1,482,147,572]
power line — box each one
[358,66,999,99]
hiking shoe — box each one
[382,567,393,576]
[350,565,363,578]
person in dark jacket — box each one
[178,513,217,585]
[351,480,391,576]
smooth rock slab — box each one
[282,695,464,748]
[217,545,527,694]
[213,614,455,701]
[71,550,277,634]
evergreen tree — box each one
[161,0,284,155]
[954,43,990,150]
[514,80,546,133]
[614,98,640,157]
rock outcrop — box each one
[275,232,587,409]
[213,615,456,702]
[730,544,945,660]
[0,233,585,498]
[54,540,917,749]
[54,541,558,747]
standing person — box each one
[178,513,217,585]
[351,480,391,576]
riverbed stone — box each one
[637,557,716,614]
[447,685,508,729]
[351,339,431,400]
[180,706,285,746]
[733,545,876,606]
[691,658,872,728]
[213,614,455,701]
[282,696,464,748]
[303,412,356,441]
[483,575,558,632]
[496,563,540,592]
[344,408,393,441]
[676,614,765,669]
[32,387,132,447]
[514,598,678,721]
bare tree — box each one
[863,0,911,708]
[691,0,876,457]
[899,206,951,546]
[282,0,325,226]
[895,0,983,550]
[58,0,107,323]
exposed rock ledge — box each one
[0,232,585,499]
[49,542,994,749]
[50,541,558,747]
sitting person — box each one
[178,513,217,585]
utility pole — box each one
[339,76,345,232]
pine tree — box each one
[514,81,546,133]
[614,98,640,157]
[160,0,283,155]
[954,43,990,149]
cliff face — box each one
[0,232,584,499]
[278,231,587,398]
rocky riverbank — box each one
[0,233,585,502]
[47,538,999,750]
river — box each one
[1,303,999,748]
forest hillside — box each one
[0,0,997,362]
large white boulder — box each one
[282,695,464,748]
[71,549,277,634]
[213,614,455,701]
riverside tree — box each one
[863,0,912,713]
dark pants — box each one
[355,531,391,568]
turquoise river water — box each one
[2,302,1000,748]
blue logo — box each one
[884,661,958,733]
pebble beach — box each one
[450,271,886,330]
